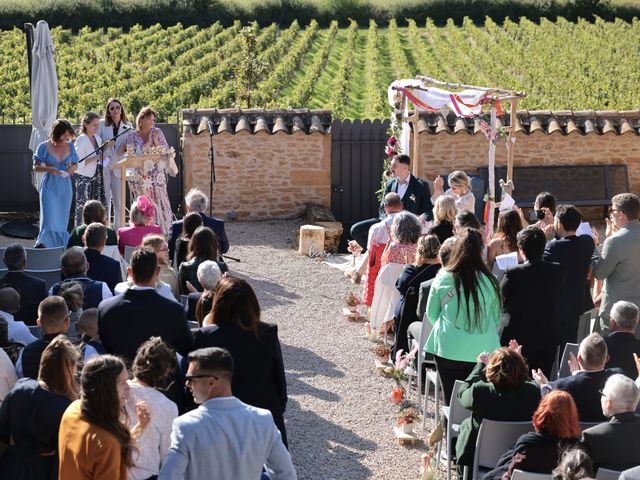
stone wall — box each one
[182,109,332,220]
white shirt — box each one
[126,381,179,480]
[114,282,179,303]
[74,133,103,177]
[0,310,36,346]
[397,175,410,200]
[0,348,17,404]
[367,214,396,250]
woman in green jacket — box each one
[425,227,502,404]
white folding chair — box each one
[471,420,534,480]
[24,268,61,290]
[441,380,472,480]
[596,468,622,480]
[511,469,553,479]
[25,246,64,270]
[557,343,579,379]
[124,245,136,265]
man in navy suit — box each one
[350,154,433,251]
[543,205,595,345]
[168,188,229,265]
[605,301,640,379]
[532,333,624,422]
[83,222,122,293]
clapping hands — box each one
[477,351,489,364]
[508,339,523,355]
[567,352,580,374]
[531,368,549,387]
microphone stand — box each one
[207,121,216,217]
[77,126,133,164]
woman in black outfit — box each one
[193,276,288,446]
[174,211,202,268]
[178,226,227,294]
[428,195,456,244]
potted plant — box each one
[373,344,390,363]
[344,291,360,313]
[397,406,420,434]
[389,385,405,404]
[388,346,418,404]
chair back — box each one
[0,247,5,269]
[0,268,7,277]
[28,325,42,340]
[596,468,621,480]
[580,421,603,432]
[448,379,472,426]
[472,420,534,479]
[25,246,64,270]
[124,245,136,264]
[24,269,61,290]
[511,470,553,480]
[557,343,580,379]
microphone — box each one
[207,121,215,136]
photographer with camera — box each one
[516,191,557,240]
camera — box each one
[528,209,545,222]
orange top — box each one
[58,400,128,480]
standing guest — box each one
[67,200,118,248]
[484,390,581,479]
[521,192,557,238]
[168,188,229,264]
[592,193,640,336]
[532,333,624,422]
[32,118,78,247]
[501,226,564,377]
[173,212,203,269]
[424,228,502,404]
[582,374,640,471]
[196,277,288,446]
[350,154,433,252]
[432,170,476,213]
[50,247,112,309]
[605,301,640,380]
[188,260,222,326]
[0,285,37,345]
[455,347,541,474]
[127,106,177,234]
[0,243,47,325]
[428,195,456,245]
[0,336,79,479]
[125,337,179,480]
[58,355,134,480]
[98,97,132,230]
[117,195,162,256]
[486,209,522,275]
[142,234,180,301]
[544,205,595,345]
[99,247,194,364]
[179,226,228,295]
[83,222,123,293]
[73,112,105,226]
[392,234,441,357]
[159,347,296,480]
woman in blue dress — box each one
[32,119,78,247]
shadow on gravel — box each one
[282,344,344,402]
[287,398,376,480]
[230,271,302,308]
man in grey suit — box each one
[592,193,640,336]
[160,347,296,480]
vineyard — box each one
[1,16,639,122]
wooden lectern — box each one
[110,153,166,229]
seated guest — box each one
[75,308,106,357]
[117,195,162,256]
[99,247,194,363]
[454,210,482,236]
[501,226,564,376]
[428,195,456,245]
[159,347,295,479]
[173,212,203,269]
[532,333,624,422]
[0,318,17,404]
[370,211,422,333]
[50,246,112,309]
[456,347,540,473]
[142,234,180,301]
[552,446,595,480]
[179,226,228,295]
[605,301,640,379]
[0,336,79,479]
[582,374,640,471]
[58,281,84,341]
[484,390,581,479]
[0,285,37,345]
[168,187,229,263]
[486,209,522,277]
[543,204,595,345]
[16,296,98,378]
[432,170,476,213]
[392,234,441,357]
[83,222,123,293]
[188,260,222,326]
[621,466,640,479]
[125,337,179,480]
[361,192,403,307]
[0,243,47,325]
[196,277,288,446]
[67,199,118,248]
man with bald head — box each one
[0,285,37,345]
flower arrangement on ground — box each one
[387,346,418,404]
[344,291,360,312]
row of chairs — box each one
[0,246,65,290]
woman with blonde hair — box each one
[0,336,79,479]
[432,170,476,213]
[73,112,105,226]
[429,195,456,244]
[142,234,179,300]
[117,195,162,255]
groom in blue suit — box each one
[350,154,433,251]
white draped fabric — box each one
[387,79,486,117]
